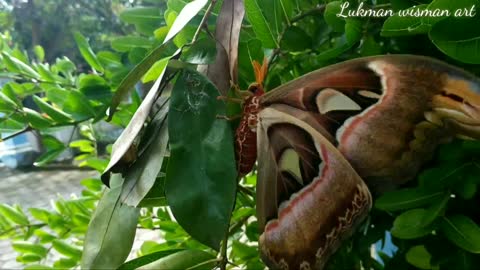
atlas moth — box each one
[222,55,480,270]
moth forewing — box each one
[256,107,372,270]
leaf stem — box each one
[192,0,218,44]
[0,126,32,142]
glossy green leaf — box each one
[0,91,19,111]
[422,0,475,26]
[166,69,237,250]
[32,95,73,123]
[0,204,29,225]
[316,19,362,61]
[324,1,345,32]
[1,52,40,79]
[429,15,480,64]
[244,0,278,48]
[120,98,169,207]
[111,36,153,52]
[53,258,77,269]
[375,188,444,211]
[97,51,122,69]
[391,209,433,239]
[52,240,82,259]
[420,192,450,227]
[442,215,480,253]
[381,5,431,36]
[12,241,48,257]
[23,108,53,128]
[181,37,217,64]
[78,74,112,102]
[419,162,473,191]
[138,250,216,270]
[73,32,104,72]
[119,7,162,24]
[163,0,207,44]
[62,90,96,120]
[406,245,432,269]
[18,253,43,263]
[81,174,140,269]
[142,57,170,83]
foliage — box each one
[0,0,480,269]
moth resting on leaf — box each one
[223,55,480,270]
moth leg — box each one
[216,114,242,121]
[217,95,244,103]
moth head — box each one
[248,57,268,96]
[430,77,480,139]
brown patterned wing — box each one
[260,54,480,193]
[256,106,372,270]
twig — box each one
[290,4,326,24]
[219,228,229,270]
[186,258,221,270]
[0,126,32,142]
[192,0,218,44]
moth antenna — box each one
[252,57,268,87]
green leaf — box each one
[119,7,162,24]
[52,240,82,259]
[118,250,183,269]
[34,148,66,167]
[166,69,237,250]
[111,36,153,52]
[419,162,473,191]
[244,0,278,48]
[164,0,207,44]
[391,209,433,239]
[1,52,40,79]
[375,188,444,212]
[23,108,53,128]
[81,174,140,269]
[18,253,43,263]
[33,45,45,62]
[97,51,122,69]
[181,37,217,64]
[12,241,48,257]
[142,57,170,83]
[120,99,169,207]
[316,19,362,61]
[53,258,78,269]
[420,192,450,227]
[32,95,73,123]
[73,32,104,72]
[29,208,51,223]
[281,26,312,52]
[0,204,29,225]
[62,90,96,120]
[442,215,480,253]
[107,42,178,120]
[381,5,431,37]
[324,1,346,32]
[138,250,216,270]
[0,91,19,111]
[422,0,475,26]
[429,15,480,64]
[406,245,432,269]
